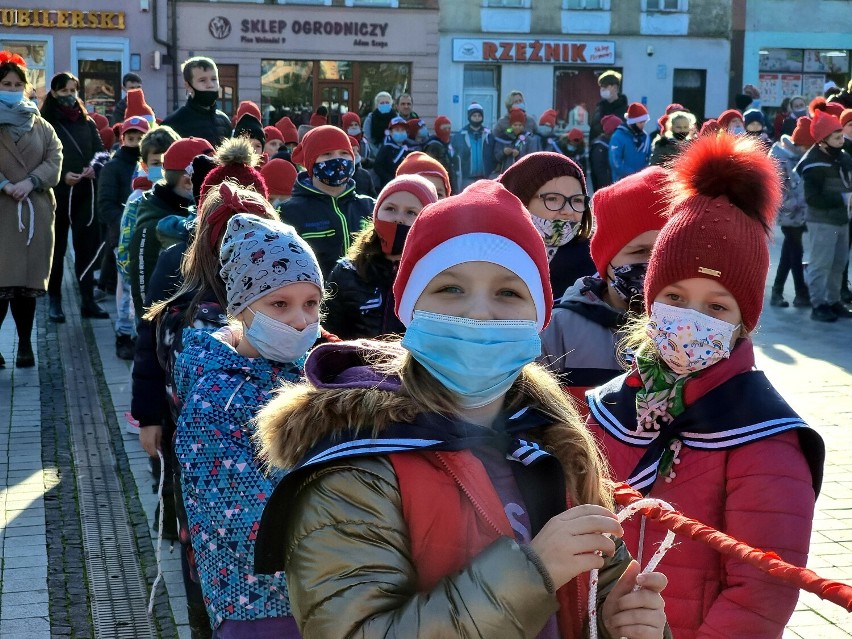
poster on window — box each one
[803,50,848,74]
[759,73,782,107]
[758,49,803,73]
[802,74,826,100]
[781,74,803,101]
[0,39,48,102]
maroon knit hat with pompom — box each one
[498,151,586,207]
[644,133,781,332]
[199,137,268,204]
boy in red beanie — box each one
[535,109,562,155]
[494,107,540,172]
[794,110,852,320]
[608,102,651,182]
[422,116,459,195]
[280,124,375,276]
[587,133,824,639]
[538,165,668,407]
[260,158,297,210]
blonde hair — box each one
[665,110,697,138]
[369,344,614,509]
[144,181,277,324]
[504,90,525,112]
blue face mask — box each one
[312,157,354,187]
[401,311,541,409]
[514,102,526,111]
[378,103,392,114]
[146,165,163,183]
[391,131,408,144]
[0,90,24,106]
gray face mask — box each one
[244,308,319,363]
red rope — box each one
[614,483,852,612]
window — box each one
[0,36,52,103]
[563,0,610,9]
[484,0,529,7]
[357,62,411,116]
[275,0,332,5]
[642,0,687,11]
[345,0,399,6]
[71,36,129,116]
[261,60,314,125]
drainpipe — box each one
[169,0,179,111]
[152,0,179,111]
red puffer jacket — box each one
[587,341,822,639]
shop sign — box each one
[0,8,125,29]
[453,38,614,65]
[208,16,390,49]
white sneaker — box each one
[125,411,140,436]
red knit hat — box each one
[433,115,452,143]
[625,102,650,125]
[394,180,553,330]
[125,88,155,122]
[274,116,299,144]
[396,151,452,196]
[261,158,297,196]
[309,106,328,127]
[236,100,262,123]
[644,134,781,332]
[810,110,842,142]
[263,126,284,143]
[347,135,361,155]
[509,108,526,125]
[290,125,353,174]
[91,112,108,130]
[120,116,149,136]
[666,103,686,115]
[601,114,621,136]
[132,174,152,192]
[824,102,844,118]
[717,109,743,131]
[699,118,721,137]
[791,116,814,146]
[809,96,827,117]
[841,108,852,128]
[162,137,215,171]
[589,166,668,278]
[539,109,558,127]
[341,112,361,130]
[99,126,115,150]
[498,151,586,207]
[199,137,268,203]
[406,117,425,140]
[566,127,584,142]
[372,175,438,253]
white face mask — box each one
[600,88,612,100]
[647,302,739,375]
[244,308,319,363]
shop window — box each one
[319,61,352,81]
[71,36,129,116]
[758,48,849,107]
[218,64,239,119]
[261,60,314,126]
[357,62,411,117]
[563,0,610,8]
[275,0,332,5]
[0,36,52,103]
[484,0,529,6]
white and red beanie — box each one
[625,102,650,125]
[394,180,552,330]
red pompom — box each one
[0,51,26,67]
[809,96,827,117]
[665,132,781,233]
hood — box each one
[555,276,627,329]
[773,135,801,159]
[156,211,195,244]
[135,183,193,227]
[291,173,356,200]
[794,143,833,175]
[174,327,300,402]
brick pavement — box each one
[1,236,851,637]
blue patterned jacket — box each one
[174,327,301,628]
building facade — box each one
[438,0,732,133]
[171,0,439,126]
[741,0,851,110]
[0,1,168,118]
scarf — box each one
[530,215,578,262]
[0,99,38,142]
[57,103,82,123]
[634,349,696,433]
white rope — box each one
[78,242,106,282]
[16,197,35,245]
[86,178,95,226]
[147,448,165,615]
[588,498,677,639]
[67,183,74,224]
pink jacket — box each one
[586,341,823,639]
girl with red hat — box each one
[323,175,438,340]
[253,179,668,638]
[587,133,825,639]
[422,115,459,195]
[493,108,541,174]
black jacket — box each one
[324,257,405,340]
[111,95,127,126]
[795,144,852,226]
[550,238,597,301]
[353,166,377,198]
[161,96,232,146]
[49,115,103,176]
[423,137,460,195]
[589,135,613,192]
[278,175,375,278]
[453,125,496,182]
[97,145,140,233]
[589,94,628,140]
[373,140,411,189]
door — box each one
[554,67,618,134]
[78,59,121,117]
[317,81,353,127]
[218,64,239,120]
[673,68,706,123]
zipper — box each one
[331,194,351,253]
[434,451,504,537]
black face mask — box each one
[672,131,689,141]
[629,124,645,135]
[192,90,219,108]
[745,129,763,137]
[823,144,842,158]
[609,262,649,307]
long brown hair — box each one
[346,223,390,280]
[39,71,89,123]
[144,181,277,324]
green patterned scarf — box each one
[634,349,696,432]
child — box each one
[128,136,214,320]
[271,116,299,165]
[252,180,668,638]
[232,112,265,156]
[539,166,668,406]
[396,150,451,198]
[498,152,595,299]
[717,109,744,135]
[174,200,325,638]
[348,134,377,198]
[536,109,560,153]
[263,125,285,158]
[589,115,620,191]
[97,116,149,357]
[422,115,459,194]
[452,102,495,188]
[373,115,411,189]
[279,125,374,277]
[493,108,539,173]
[323,175,438,340]
[650,111,696,166]
[769,119,812,308]
[261,158,297,211]
[609,103,651,182]
[586,133,825,639]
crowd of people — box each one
[1,47,848,638]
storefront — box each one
[755,48,849,107]
[438,33,729,133]
[175,3,439,126]
[0,3,167,118]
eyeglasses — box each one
[538,192,590,213]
